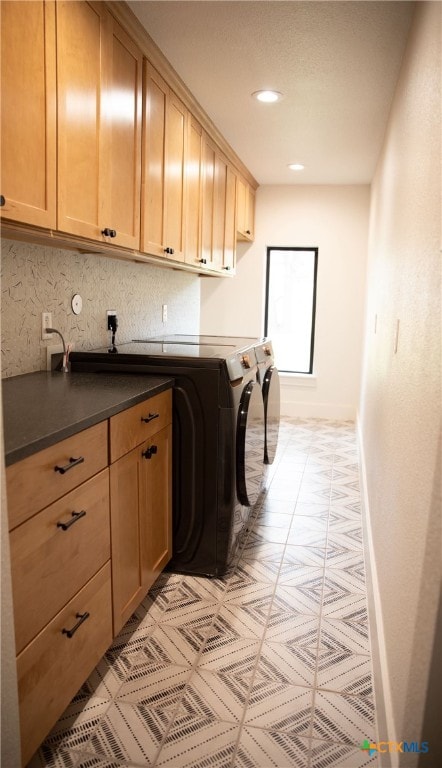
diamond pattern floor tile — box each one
[155,718,239,767]
[316,649,373,697]
[115,663,191,709]
[83,700,171,765]
[310,738,380,768]
[255,641,317,687]
[235,727,310,767]
[40,419,379,768]
[176,668,251,723]
[265,611,320,646]
[319,618,371,654]
[244,680,314,735]
[312,692,376,745]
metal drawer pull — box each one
[57,510,86,531]
[54,456,85,474]
[141,412,159,424]
[62,611,90,639]
[142,445,158,460]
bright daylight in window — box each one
[264,247,318,374]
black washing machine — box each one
[254,340,280,464]
[70,337,265,577]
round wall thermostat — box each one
[71,293,83,315]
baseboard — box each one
[356,415,398,768]
[281,400,356,420]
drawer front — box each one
[110,389,172,462]
[6,420,108,529]
[17,562,112,766]
[11,469,110,654]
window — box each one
[264,247,318,374]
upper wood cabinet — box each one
[141,61,187,262]
[236,175,255,241]
[0,0,57,228]
[0,0,256,273]
[57,1,142,247]
[107,17,143,249]
[185,116,203,268]
[224,166,237,273]
[201,133,236,273]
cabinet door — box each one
[141,62,167,258]
[110,424,172,636]
[110,447,144,635]
[0,1,56,228]
[142,63,186,262]
[201,134,236,272]
[212,154,227,271]
[165,91,187,261]
[140,425,172,589]
[236,176,255,241]
[200,136,215,269]
[223,166,237,273]
[106,18,142,249]
[57,0,109,240]
[185,116,203,266]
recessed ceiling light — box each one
[252,90,283,103]
[288,163,305,171]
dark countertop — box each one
[2,371,174,466]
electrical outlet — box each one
[107,309,117,330]
[162,304,168,323]
[41,312,53,340]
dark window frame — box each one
[264,246,318,375]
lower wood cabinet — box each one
[6,387,173,765]
[17,562,113,766]
[110,393,172,635]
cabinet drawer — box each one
[110,389,172,462]
[11,469,110,654]
[17,562,112,766]
[6,421,108,530]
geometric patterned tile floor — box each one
[29,418,380,768]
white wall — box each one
[1,239,200,378]
[201,185,370,419]
[359,2,441,763]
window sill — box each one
[280,372,317,388]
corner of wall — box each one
[356,412,398,768]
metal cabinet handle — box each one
[199,258,207,264]
[54,456,85,474]
[57,510,86,531]
[141,412,159,424]
[142,444,158,460]
[0,195,5,207]
[102,228,117,238]
[164,247,175,255]
[62,611,90,638]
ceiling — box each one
[128,0,414,185]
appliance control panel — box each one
[226,348,257,381]
[254,340,274,364]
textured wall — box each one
[1,239,200,378]
[359,3,441,762]
[201,185,370,419]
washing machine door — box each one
[263,365,280,464]
[236,378,265,506]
